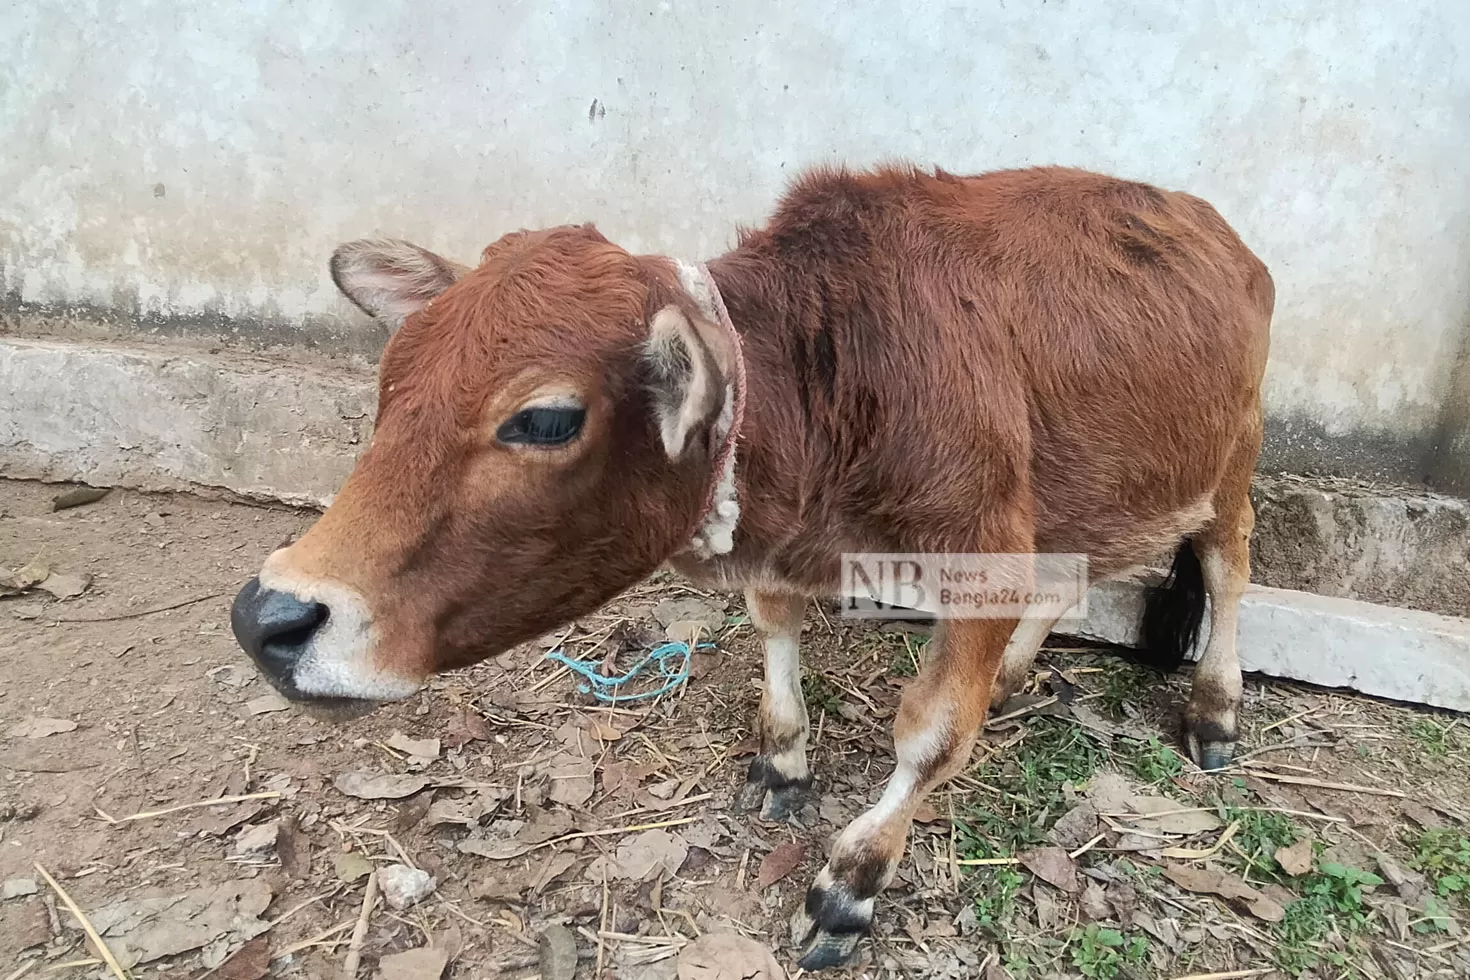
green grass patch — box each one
[801,672,845,716]
[1122,735,1184,785]
[1411,828,1470,898]
[959,717,1109,856]
[1408,717,1457,757]
[971,865,1025,930]
[1069,925,1149,979]
[1094,661,1162,716]
[1272,863,1383,976]
[1225,806,1300,882]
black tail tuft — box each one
[1138,540,1206,672]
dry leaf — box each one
[546,756,596,807]
[426,796,497,829]
[1084,771,1136,811]
[87,879,274,969]
[533,852,579,893]
[1079,880,1111,921]
[0,560,49,596]
[471,875,526,903]
[518,808,575,844]
[590,718,624,741]
[677,933,783,980]
[600,759,647,799]
[1020,846,1079,892]
[334,771,430,799]
[278,818,311,878]
[447,710,493,747]
[653,597,725,632]
[39,571,92,599]
[665,620,707,645]
[333,852,374,883]
[386,732,441,761]
[1376,853,1426,902]
[592,828,689,881]
[376,946,449,980]
[246,693,291,715]
[219,936,271,980]
[754,841,806,890]
[52,486,110,510]
[1275,837,1313,877]
[7,717,78,738]
[1032,883,1065,930]
[1164,864,1286,922]
[1125,795,1224,835]
[1048,802,1099,850]
[458,838,536,860]
[233,821,280,856]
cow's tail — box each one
[1137,540,1206,672]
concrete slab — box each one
[0,337,373,506]
[1062,574,1470,712]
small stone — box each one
[538,924,578,980]
[234,821,281,856]
[2,877,39,899]
[378,864,436,910]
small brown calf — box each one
[232,165,1272,969]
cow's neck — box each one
[661,250,815,588]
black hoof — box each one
[760,783,811,822]
[1184,717,1237,771]
[798,929,864,971]
[735,757,813,817]
[792,874,872,970]
[733,778,768,813]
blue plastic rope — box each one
[544,640,711,702]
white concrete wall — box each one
[3,0,1469,478]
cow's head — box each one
[230,227,735,707]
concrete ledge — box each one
[1252,474,1470,619]
[0,337,373,506]
[1060,575,1470,712]
[3,335,1470,709]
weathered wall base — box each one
[0,337,374,506]
[4,334,1469,709]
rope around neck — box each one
[681,263,746,558]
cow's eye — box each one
[497,406,586,446]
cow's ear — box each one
[644,304,729,460]
[330,239,469,332]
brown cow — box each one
[231,165,1272,969]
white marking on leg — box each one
[747,589,810,782]
[830,700,955,894]
[762,633,810,780]
[1190,546,1245,730]
[995,604,1066,704]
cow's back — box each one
[910,167,1273,564]
[718,165,1273,582]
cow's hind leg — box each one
[795,616,1012,969]
[735,589,813,821]
[990,597,1079,710]
[1184,437,1257,771]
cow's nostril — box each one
[231,577,330,676]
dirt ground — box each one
[3,478,1469,980]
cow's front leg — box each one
[794,616,1013,969]
[735,589,812,821]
